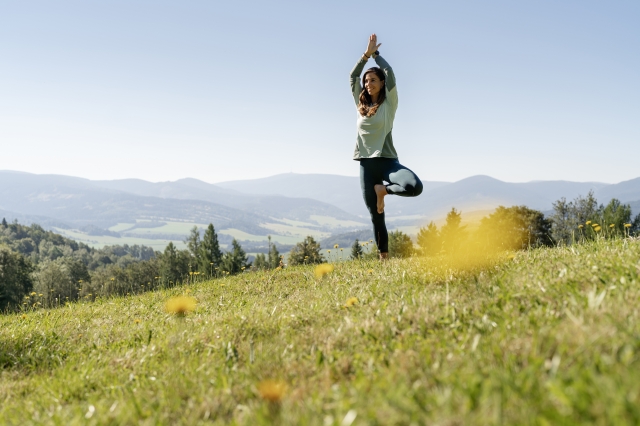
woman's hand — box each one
[365,34,382,56]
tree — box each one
[417,221,440,256]
[1,218,7,228]
[550,197,573,245]
[160,242,189,285]
[33,257,90,306]
[220,239,250,275]
[350,238,364,259]
[267,236,281,269]
[476,205,553,251]
[253,253,268,270]
[388,230,414,258]
[199,224,223,275]
[288,236,324,266]
[439,208,467,254]
[185,226,201,266]
[0,247,33,311]
[600,198,632,238]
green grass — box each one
[2,239,640,425]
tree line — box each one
[0,220,282,312]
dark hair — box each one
[358,67,386,117]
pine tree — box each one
[350,238,364,259]
[267,235,281,269]
[220,239,249,275]
[1,217,7,228]
[417,221,441,256]
[199,223,223,275]
[253,253,268,270]
[439,208,467,254]
[185,226,201,268]
[160,242,183,285]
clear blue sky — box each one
[1,0,638,184]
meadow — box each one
[1,238,639,425]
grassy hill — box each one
[2,239,640,424]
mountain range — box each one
[1,170,638,251]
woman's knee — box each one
[413,179,423,196]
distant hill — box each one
[217,173,640,219]
[216,173,450,217]
[1,170,638,250]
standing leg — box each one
[360,160,389,257]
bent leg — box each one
[384,160,423,197]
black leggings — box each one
[359,158,423,253]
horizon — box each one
[0,168,634,186]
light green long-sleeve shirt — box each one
[350,55,399,160]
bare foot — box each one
[379,252,389,261]
[374,184,387,214]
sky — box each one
[1,0,638,184]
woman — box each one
[350,34,423,260]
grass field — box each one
[53,228,188,251]
[2,239,639,424]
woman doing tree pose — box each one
[350,34,423,260]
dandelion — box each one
[333,244,339,249]
[578,225,583,229]
[314,263,334,278]
[257,380,287,403]
[591,223,599,227]
[586,221,592,225]
[134,319,141,324]
[367,269,373,274]
[21,314,27,319]
[344,297,358,307]
[30,292,36,296]
[609,224,615,228]
[594,225,602,232]
[340,248,343,252]
[624,223,632,228]
[327,250,331,253]
[38,294,43,297]
[165,296,196,316]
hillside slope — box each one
[2,239,639,424]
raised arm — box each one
[349,56,367,103]
[350,34,383,105]
[373,55,396,92]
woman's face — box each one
[364,73,383,98]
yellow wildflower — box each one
[30,292,36,296]
[344,297,358,307]
[21,314,27,319]
[165,296,196,316]
[609,224,615,228]
[586,220,591,225]
[591,223,599,227]
[314,263,334,278]
[624,223,632,228]
[327,250,331,253]
[333,244,339,249]
[578,225,583,229]
[134,319,141,324]
[257,380,287,403]
[594,225,602,232]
